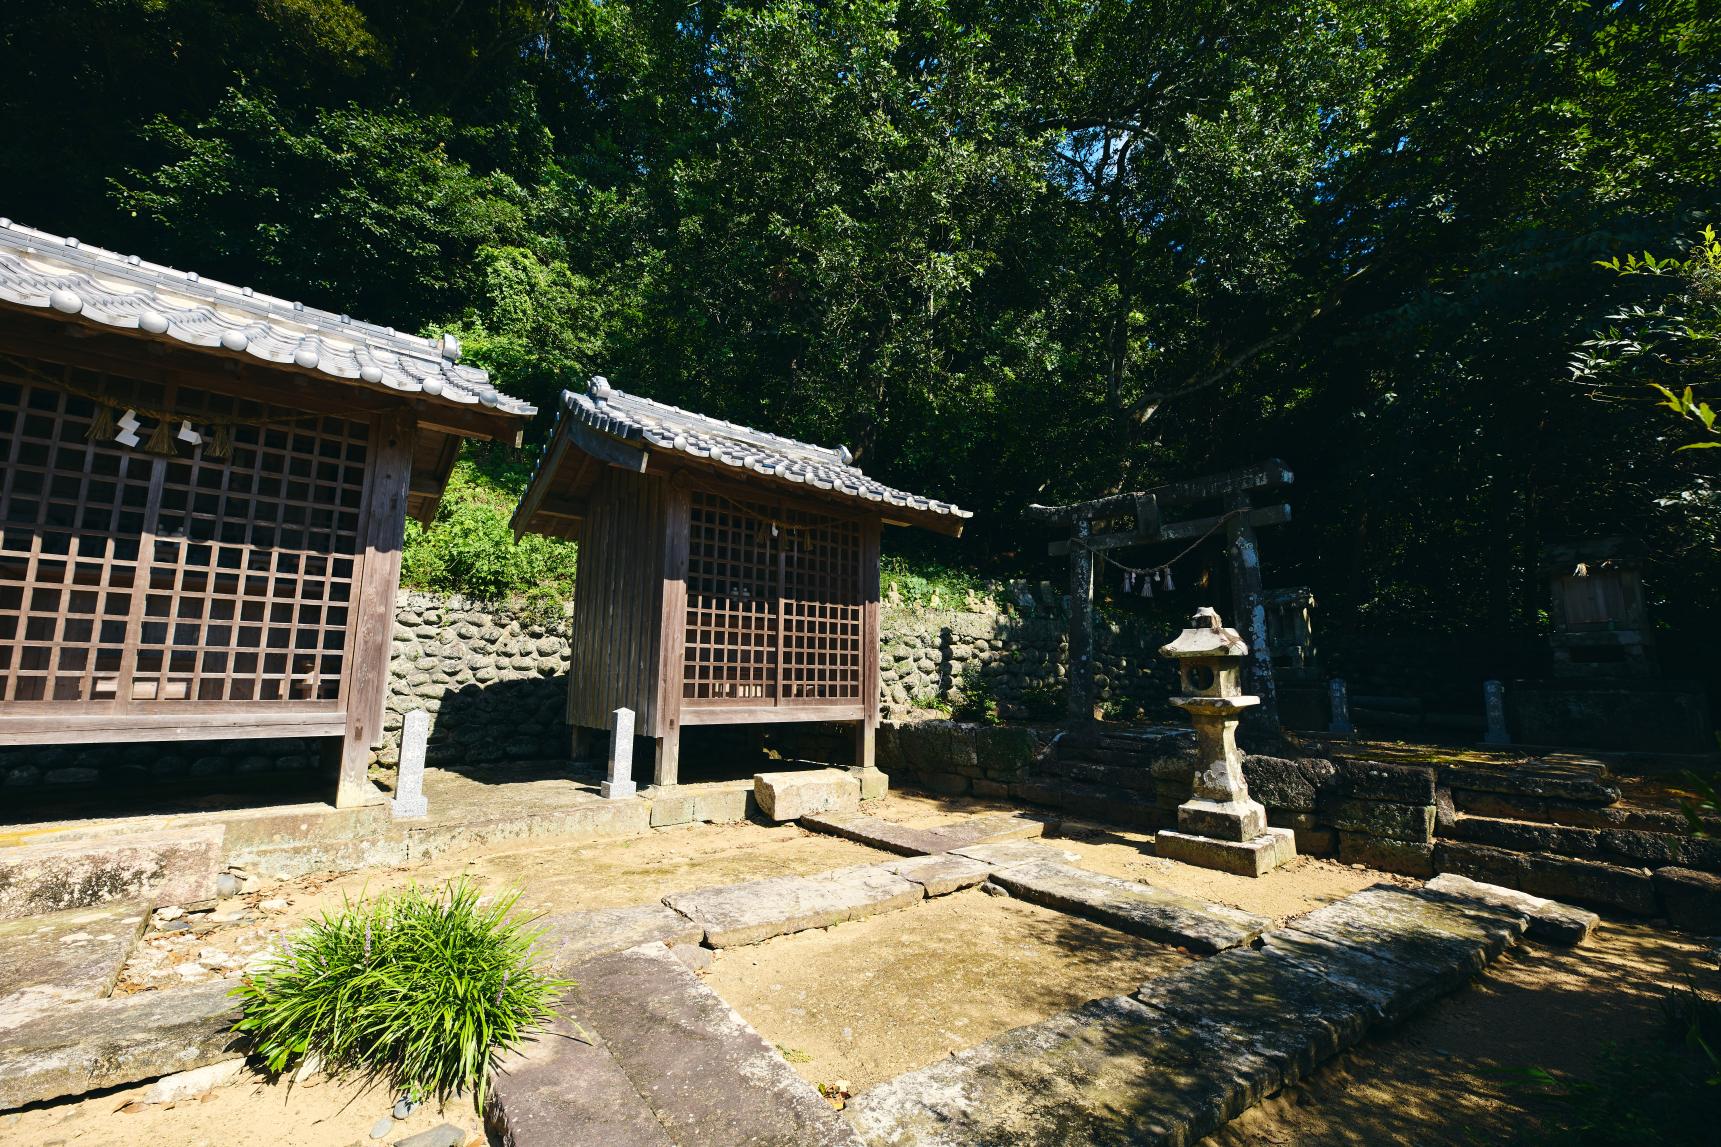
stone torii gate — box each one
[1025,460,1293,730]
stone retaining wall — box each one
[878,605,1175,721]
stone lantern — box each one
[1156,607,1296,877]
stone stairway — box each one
[1011,726,1194,829]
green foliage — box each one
[401,451,578,613]
[231,879,567,1107]
[951,662,1000,725]
[1576,224,1721,451]
[881,555,992,612]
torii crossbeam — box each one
[1025,460,1293,730]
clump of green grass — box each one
[232,879,568,1107]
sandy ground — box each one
[703,887,1195,1092]
[0,1069,485,1147]
[1203,918,1713,1146]
[119,819,890,992]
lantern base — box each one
[1155,826,1297,878]
[1176,797,1267,841]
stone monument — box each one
[1155,607,1297,877]
[391,709,430,819]
[602,706,638,800]
[1481,679,1509,745]
[1328,677,1354,735]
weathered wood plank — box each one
[680,703,867,726]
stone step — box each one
[1033,757,1160,792]
[534,904,704,975]
[985,859,1270,954]
[564,942,861,1146]
[847,884,1524,1146]
[0,977,243,1110]
[0,900,150,1021]
[1442,811,1721,873]
[663,864,924,948]
[1449,788,1700,836]
[1424,873,1599,945]
[1433,840,1657,916]
[1012,779,1167,830]
[1440,761,1620,805]
[800,811,1045,857]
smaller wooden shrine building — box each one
[0,220,533,805]
[511,378,970,784]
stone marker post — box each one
[602,707,638,799]
[391,709,430,819]
[1328,678,1354,735]
[1154,607,1296,877]
[1482,680,1510,745]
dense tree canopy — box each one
[3,0,1716,681]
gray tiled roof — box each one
[563,379,971,520]
[0,219,533,417]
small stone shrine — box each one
[1155,607,1297,877]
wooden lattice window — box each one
[682,489,863,705]
[0,363,368,708]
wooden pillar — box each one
[1225,494,1279,732]
[653,733,680,787]
[857,516,881,770]
[1067,514,1098,725]
[337,408,415,808]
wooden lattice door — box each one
[0,363,370,716]
[682,488,863,708]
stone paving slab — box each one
[802,811,1047,857]
[486,1007,674,1147]
[0,977,243,1110]
[1133,946,1374,1082]
[949,839,1081,869]
[567,942,861,1146]
[534,904,703,974]
[0,826,224,921]
[882,854,994,897]
[987,860,1269,954]
[0,900,150,1020]
[1425,873,1599,945]
[1270,884,1526,1018]
[846,993,1279,1147]
[664,864,924,948]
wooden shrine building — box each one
[0,220,533,806]
[511,378,970,785]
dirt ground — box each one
[119,819,890,992]
[702,887,1195,1092]
[0,1069,486,1147]
[1205,917,1713,1145]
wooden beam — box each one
[0,710,346,747]
[680,703,868,726]
[569,419,650,473]
[1027,460,1293,525]
[338,407,414,808]
[1046,504,1290,555]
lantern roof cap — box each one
[1159,607,1250,660]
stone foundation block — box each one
[1330,799,1436,844]
[533,904,705,974]
[648,792,697,828]
[1156,827,1297,878]
[691,786,751,824]
[883,854,994,897]
[1294,827,1339,858]
[0,826,225,921]
[847,766,889,801]
[1177,798,1267,842]
[1654,866,1721,933]
[1435,841,1657,916]
[1334,760,1436,804]
[1339,833,1434,878]
[753,768,861,822]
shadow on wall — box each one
[400,673,569,771]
